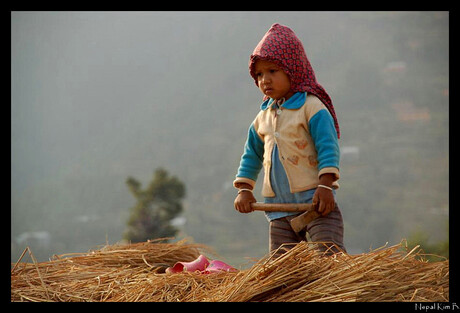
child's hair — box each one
[249,23,340,138]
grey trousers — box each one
[269,205,346,258]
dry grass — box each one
[11,239,448,302]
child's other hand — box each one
[313,173,336,217]
[312,187,335,217]
[234,190,256,213]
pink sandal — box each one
[203,260,237,274]
[165,255,237,274]
[165,255,210,274]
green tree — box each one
[123,168,186,243]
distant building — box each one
[341,146,360,162]
[383,61,407,73]
[391,100,431,122]
[15,231,51,249]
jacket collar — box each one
[260,92,306,111]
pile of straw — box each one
[11,239,448,302]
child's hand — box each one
[234,190,256,213]
[312,187,335,217]
[313,173,336,217]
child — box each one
[233,24,346,257]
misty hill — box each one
[11,12,449,267]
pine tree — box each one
[123,168,185,242]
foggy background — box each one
[11,11,449,267]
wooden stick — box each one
[251,202,313,212]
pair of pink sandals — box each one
[165,255,237,274]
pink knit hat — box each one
[249,23,340,138]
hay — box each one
[11,239,448,302]
[209,242,449,302]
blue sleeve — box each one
[236,123,264,181]
[308,109,340,171]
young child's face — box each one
[254,59,294,100]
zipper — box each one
[272,103,294,193]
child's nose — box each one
[261,74,271,84]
